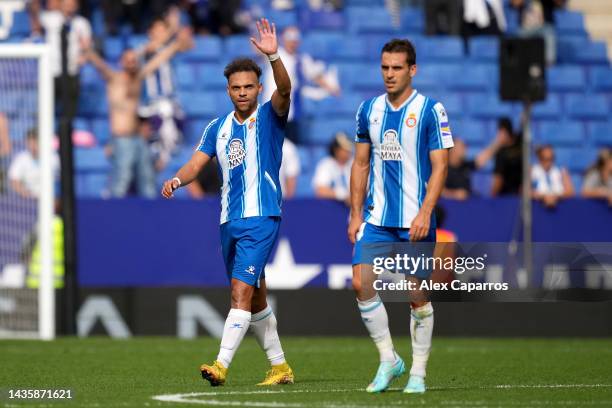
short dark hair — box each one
[26,128,37,140]
[498,117,513,135]
[536,144,553,158]
[224,58,262,81]
[381,39,417,65]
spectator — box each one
[582,148,612,204]
[442,136,501,200]
[0,113,11,194]
[101,0,144,36]
[136,8,185,171]
[262,26,340,144]
[491,117,522,196]
[279,138,301,198]
[29,0,92,128]
[463,0,506,37]
[83,28,193,198]
[186,159,221,198]
[511,0,565,65]
[425,0,463,36]
[312,132,352,204]
[8,129,59,199]
[531,144,574,208]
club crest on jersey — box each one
[248,118,256,129]
[227,139,246,169]
[381,129,402,161]
[406,113,417,128]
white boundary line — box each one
[152,384,612,407]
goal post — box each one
[0,43,55,340]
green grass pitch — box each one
[1,337,611,407]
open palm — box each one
[250,18,278,56]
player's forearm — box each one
[350,162,369,218]
[420,165,447,215]
[174,161,201,187]
[270,58,291,97]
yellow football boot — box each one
[257,362,295,386]
[200,360,227,386]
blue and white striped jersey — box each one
[197,101,286,224]
[355,90,454,229]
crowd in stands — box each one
[0,0,609,207]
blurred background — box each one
[0,0,610,338]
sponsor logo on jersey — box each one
[381,129,402,161]
[227,138,246,169]
[406,113,417,128]
[440,121,451,137]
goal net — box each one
[0,44,55,340]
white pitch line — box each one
[152,384,612,407]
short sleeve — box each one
[312,158,333,189]
[355,101,370,143]
[196,119,219,157]
[7,154,23,181]
[427,102,454,151]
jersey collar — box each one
[385,89,418,112]
[232,104,260,125]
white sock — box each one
[217,308,251,368]
[410,302,434,378]
[357,294,396,362]
[250,304,286,366]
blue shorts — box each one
[220,216,281,288]
[352,222,437,279]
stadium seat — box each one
[9,12,30,37]
[535,121,585,146]
[590,67,612,91]
[178,92,219,118]
[400,8,425,32]
[183,119,210,145]
[175,63,195,90]
[306,118,354,145]
[555,147,599,172]
[76,172,108,198]
[557,35,588,64]
[452,120,486,145]
[224,35,258,60]
[301,32,344,60]
[297,146,312,174]
[196,63,227,90]
[127,34,148,50]
[418,37,464,61]
[75,147,111,172]
[346,7,397,34]
[587,121,612,146]
[91,119,110,146]
[573,41,609,65]
[467,94,513,118]
[73,117,91,132]
[103,37,124,61]
[179,36,222,62]
[80,65,105,91]
[299,10,345,31]
[554,11,586,35]
[471,171,492,197]
[266,9,298,30]
[449,64,496,91]
[303,94,363,118]
[469,36,499,62]
[427,92,462,119]
[532,94,562,119]
[566,94,608,120]
[547,66,586,92]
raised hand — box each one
[250,18,278,56]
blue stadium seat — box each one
[178,92,220,118]
[299,10,345,31]
[196,63,227,89]
[471,171,492,197]
[400,8,425,32]
[426,92,462,119]
[547,66,586,92]
[179,35,222,62]
[590,67,612,91]
[338,63,380,91]
[224,35,258,60]
[450,64,496,91]
[573,41,609,65]
[555,147,599,172]
[295,171,314,197]
[554,11,585,35]
[570,173,582,192]
[467,94,513,118]
[76,172,109,198]
[91,118,110,145]
[452,120,486,145]
[297,146,312,174]
[73,117,91,132]
[266,10,298,30]
[587,121,612,147]
[103,37,124,61]
[175,63,195,90]
[303,94,363,118]
[306,118,354,145]
[532,94,562,119]
[535,121,584,146]
[10,11,30,37]
[566,94,608,120]
[78,90,107,117]
[75,147,111,172]
[183,119,210,145]
[127,34,148,50]
[80,65,105,91]
[418,37,464,61]
[301,32,344,60]
[469,36,499,61]
[346,7,397,34]
[557,35,588,64]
